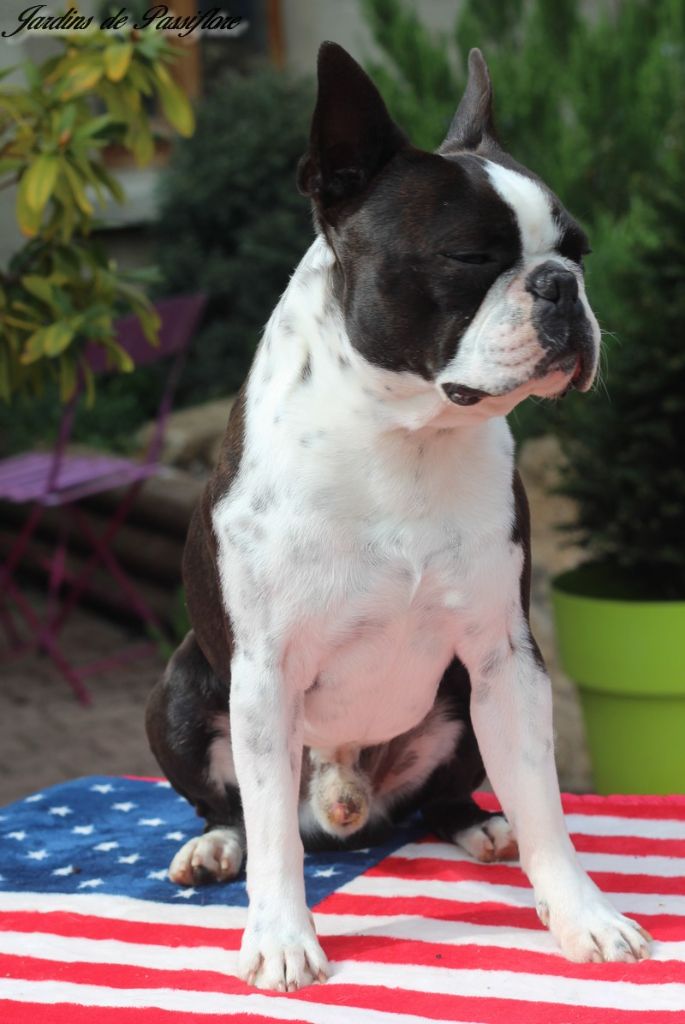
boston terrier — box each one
[146,43,651,991]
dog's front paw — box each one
[239,909,330,991]
[537,873,652,963]
[454,814,518,862]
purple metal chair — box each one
[0,294,207,705]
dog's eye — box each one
[441,252,493,265]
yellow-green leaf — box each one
[91,162,125,203]
[81,359,95,407]
[22,321,76,363]
[16,173,43,236]
[153,65,194,137]
[103,338,134,372]
[21,275,55,308]
[58,353,77,401]
[62,160,94,215]
[42,321,75,357]
[21,326,50,364]
[136,305,160,346]
[22,154,59,213]
[104,42,133,82]
[129,122,154,165]
[61,63,102,99]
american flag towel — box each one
[1,776,683,1023]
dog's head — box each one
[298,43,599,419]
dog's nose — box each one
[526,262,579,308]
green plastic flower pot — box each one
[552,565,685,794]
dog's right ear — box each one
[297,42,408,217]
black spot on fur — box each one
[300,353,312,382]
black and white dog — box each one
[146,43,651,991]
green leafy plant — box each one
[0,18,195,403]
[154,69,315,404]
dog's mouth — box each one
[442,353,588,408]
[441,383,493,406]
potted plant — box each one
[551,128,685,793]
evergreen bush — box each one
[554,134,685,598]
[154,69,315,405]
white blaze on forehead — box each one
[484,160,561,260]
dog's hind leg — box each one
[145,630,245,885]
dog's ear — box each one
[439,48,498,154]
[297,42,408,215]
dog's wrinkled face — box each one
[298,44,600,418]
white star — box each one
[7,831,27,841]
[118,853,140,865]
[91,784,115,794]
[112,802,136,812]
[165,831,185,841]
[313,867,339,878]
[49,806,73,817]
[25,794,45,803]
[156,781,171,788]
[52,865,77,877]
[94,841,119,852]
[78,879,104,889]
[27,849,49,861]
[147,869,168,881]
[139,818,164,827]
[173,887,197,899]
[357,849,371,854]
[73,825,94,836]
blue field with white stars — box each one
[1,776,421,907]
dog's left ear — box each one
[439,48,498,154]
[297,42,408,216]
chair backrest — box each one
[83,294,208,374]
[43,294,207,494]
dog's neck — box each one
[250,236,513,454]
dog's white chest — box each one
[303,550,458,748]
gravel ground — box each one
[0,602,164,806]
[0,438,592,807]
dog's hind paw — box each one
[454,814,519,862]
[168,827,244,886]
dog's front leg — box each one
[462,625,651,963]
[230,651,329,990]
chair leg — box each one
[0,596,22,650]
[0,503,45,651]
[39,514,69,654]
[71,504,163,634]
[0,503,44,583]
[47,481,146,637]
[3,574,91,706]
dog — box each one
[146,42,651,991]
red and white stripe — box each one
[1,794,684,1024]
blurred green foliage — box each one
[362,0,684,594]
[153,69,315,406]
[0,21,194,406]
